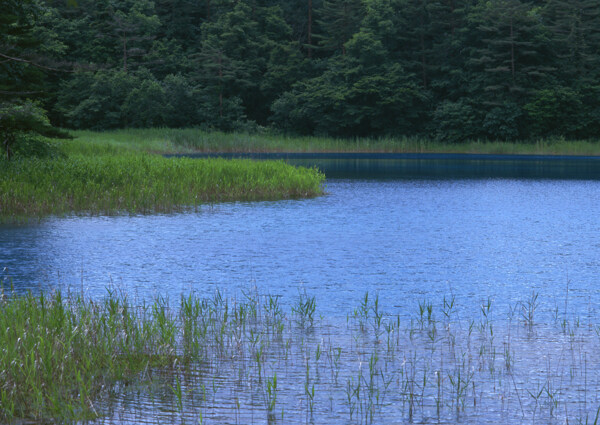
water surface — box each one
[2,156,600,424]
[2,161,599,320]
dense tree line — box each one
[3,0,600,142]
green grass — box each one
[0,154,324,221]
[0,132,325,222]
[0,287,179,422]
[8,127,596,220]
[70,128,600,156]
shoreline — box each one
[0,153,325,222]
[69,129,600,158]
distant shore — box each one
[71,128,600,157]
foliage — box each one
[0,101,69,160]
[59,70,138,129]
[482,102,524,141]
[122,77,168,127]
[271,31,425,136]
[524,87,583,138]
[0,0,68,158]
[314,0,364,55]
[6,0,600,141]
[432,100,480,143]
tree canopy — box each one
[4,0,600,142]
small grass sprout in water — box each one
[292,289,316,330]
[264,372,278,422]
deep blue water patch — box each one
[166,152,600,179]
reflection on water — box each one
[168,152,600,180]
[294,157,600,179]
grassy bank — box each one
[72,128,600,156]
[2,286,599,424]
[0,132,325,222]
[0,154,324,221]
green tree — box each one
[122,77,168,127]
[0,0,70,157]
[465,0,550,139]
[58,70,138,129]
[162,74,199,127]
[394,0,432,89]
[543,0,600,86]
[144,39,193,80]
[70,0,160,72]
[426,0,474,100]
[272,29,425,136]
[154,0,203,49]
[109,0,160,72]
[0,101,58,160]
[0,0,67,100]
[432,99,480,143]
[194,33,247,126]
[524,87,582,137]
[195,2,302,126]
[314,0,364,55]
[258,7,308,112]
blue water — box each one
[2,165,600,321]
[4,157,600,424]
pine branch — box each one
[0,52,73,73]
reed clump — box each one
[0,154,324,221]
[0,287,179,422]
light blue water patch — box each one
[2,177,599,322]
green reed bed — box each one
[0,287,179,422]
[0,154,324,221]
[72,128,600,156]
[3,286,600,424]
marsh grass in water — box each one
[71,128,600,156]
[3,285,600,424]
[0,154,324,221]
[0,285,180,422]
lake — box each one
[3,155,600,320]
[2,154,600,424]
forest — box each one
[2,0,600,144]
